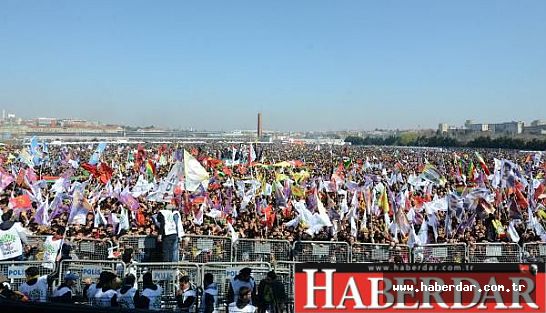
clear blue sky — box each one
[1,1,545,131]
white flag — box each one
[184,150,209,192]
[227,221,239,243]
[507,220,520,243]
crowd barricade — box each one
[74,238,113,261]
[57,259,122,300]
[200,262,271,312]
[180,235,232,263]
[413,243,467,263]
[26,235,49,247]
[469,243,522,263]
[127,262,201,310]
[523,242,546,263]
[233,239,292,264]
[351,243,411,263]
[272,261,298,313]
[292,241,350,263]
[0,260,56,292]
[118,235,160,262]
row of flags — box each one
[2,139,546,245]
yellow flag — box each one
[379,188,390,213]
[291,185,305,198]
[293,170,310,184]
[275,172,289,182]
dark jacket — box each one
[175,286,197,313]
[257,279,286,313]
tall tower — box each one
[257,112,263,139]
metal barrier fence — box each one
[58,259,121,300]
[200,262,271,313]
[74,238,113,261]
[128,262,201,310]
[26,235,49,247]
[0,260,56,293]
[351,243,411,263]
[523,242,546,263]
[469,243,522,263]
[413,243,467,263]
[272,261,297,313]
[292,241,350,263]
[233,239,292,264]
[180,235,232,263]
[118,235,160,262]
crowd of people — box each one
[1,140,546,310]
[1,142,545,254]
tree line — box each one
[345,135,546,151]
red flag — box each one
[97,162,114,184]
[288,160,304,168]
[191,196,206,205]
[82,163,99,177]
[263,205,276,228]
[514,186,529,209]
[222,167,232,177]
[534,183,545,201]
[206,157,222,169]
[136,209,146,226]
[9,194,32,209]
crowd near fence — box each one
[2,236,544,312]
[74,238,113,261]
[351,243,411,263]
[180,235,232,263]
[292,240,351,263]
[523,242,546,263]
[412,243,468,263]
[469,242,523,263]
[233,238,292,263]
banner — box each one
[295,263,545,312]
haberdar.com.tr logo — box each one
[294,263,545,313]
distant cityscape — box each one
[439,119,546,136]
[1,109,545,144]
[0,110,349,144]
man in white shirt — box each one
[18,266,55,302]
[157,204,184,262]
[0,209,28,261]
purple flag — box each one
[121,191,140,211]
[0,171,14,192]
[33,200,49,225]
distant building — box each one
[34,117,58,127]
[438,123,449,133]
[464,120,489,132]
[439,119,542,137]
[489,121,524,135]
[524,120,546,135]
